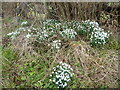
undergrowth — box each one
[2,19,119,88]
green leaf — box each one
[21,76,26,80]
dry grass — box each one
[52,40,118,88]
[2,31,118,88]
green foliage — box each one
[18,60,47,87]
[106,36,119,50]
[2,47,18,63]
[2,18,118,88]
[14,53,56,88]
[2,47,19,88]
[7,19,110,49]
[50,62,74,88]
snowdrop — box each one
[21,21,28,26]
[7,32,15,36]
[90,27,109,46]
[51,40,61,50]
[26,33,31,38]
[50,61,74,88]
[60,29,77,39]
[77,20,110,47]
[17,27,26,31]
[7,31,20,39]
[37,31,49,42]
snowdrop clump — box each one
[7,19,110,48]
[90,27,110,46]
[77,20,99,35]
[51,40,61,49]
[91,27,109,46]
[82,20,99,28]
[21,21,28,26]
[60,29,77,39]
[79,20,110,46]
[7,27,27,38]
[37,30,49,42]
[25,33,31,38]
[7,31,20,39]
[50,61,74,88]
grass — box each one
[2,41,118,88]
[1,17,119,88]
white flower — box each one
[52,72,54,74]
[21,21,28,25]
[60,29,77,39]
[26,34,31,38]
[51,40,61,50]
[53,78,56,82]
[59,61,62,64]
[28,29,31,32]
[17,27,26,31]
[49,79,52,81]
[7,32,14,36]
[56,81,59,84]
[50,62,74,88]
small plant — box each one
[7,31,20,39]
[51,40,61,50]
[60,29,77,40]
[37,30,49,42]
[90,27,110,47]
[50,61,74,88]
[21,21,28,26]
[7,27,27,39]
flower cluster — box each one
[60,29,77,39]
[21,21,28,26]
[78,20,110,46]
[90,27,109,46]
[7,31,20,39]
[51,40,61,49]
[76,20,98,35]
[82,20,99,28]
[25,33,31,38]
[37,30,49,42]
[7,27,30,39]
[7,19,110,48]
[50,62,73,88]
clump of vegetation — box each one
[2,19,118,88]
[50,61,74,88]
[7,19,110,49]
[51,40,61,50]
[2,2,119,88]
